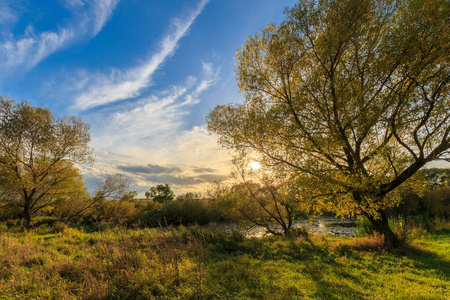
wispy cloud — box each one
[88,62,218,151]
[0,1,19,27]
[0,0,119,77]
[91,0,119,35]
[62,0,85,9]
[181,62,219,106]
[1,28,76,71]
[73,0,209,111]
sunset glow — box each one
[249,161,261,171]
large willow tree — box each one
[207,0,449,248]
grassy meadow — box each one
[0,224,448,299]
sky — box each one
[0,0,298,196]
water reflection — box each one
[203,217,358,238]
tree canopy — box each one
[207,0,449,248]
[0,97,93,228]
[145,184,175,203]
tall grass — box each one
[0,224,448,299]
[356,215,449,238]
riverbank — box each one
[0,225,448,299]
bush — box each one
[0,206,21,222]
[82,199,140,227]
[356,217,373,236]
[52,222,68,234]
[140,198,225,227]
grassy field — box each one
[0,224,448,299]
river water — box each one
[203,217,359,238]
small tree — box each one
[207,0,449,248]
[0,97,93,228]
[59,174,131,223]
[145,184,175,203]
[230,157,305,236]
[94,174,130,201]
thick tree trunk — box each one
[353,191,400,249]
[363,210,399,249]
[23,203,31,230]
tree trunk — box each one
[364,210,399,249]
[23,202,31,230]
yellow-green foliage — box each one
[0,226,210,299]
[88,199,140,226]
[0,226,448,299]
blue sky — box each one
[0,0,298,196]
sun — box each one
[249,161,261,171]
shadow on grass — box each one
[200,235,367,299]
[393,231,450,278]
[301,261,366,300]
[365,229,448,277]
[199,228,450,299]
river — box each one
[202,217,359,238]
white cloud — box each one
[181,62,220,106]
[161,126,233,170]
[0,1,19,26]
[72,0,210,111]
[2,28,76,70]
[63,0,85,9]
[0,0,119,77]
[89,62,217,150]
[91,0,120,35]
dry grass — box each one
[331,233,387,252]
[0,226,212,299]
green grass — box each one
[0,225,448,299]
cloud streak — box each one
[0,0,119,77]
[88,61,219,150]
[73,0,210,111]
[117,164,182,175]
[0,1,19,27]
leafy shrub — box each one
[82,199,140,227]
[140,198,225,227]
[356,217,374,236]
[52,222,68,234]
